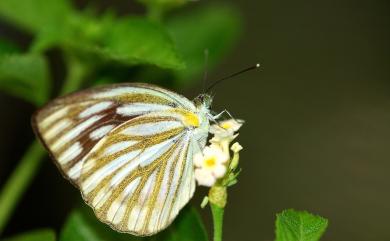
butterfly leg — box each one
[212,109,236,121]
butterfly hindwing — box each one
[79,110,198,235]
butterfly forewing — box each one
[32,83,205,236]
[32,83,196,185]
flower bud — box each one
[231,142,243,153]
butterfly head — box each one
[194,93,213,110]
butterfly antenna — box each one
[202,49,209,93]
[205,63,261,93]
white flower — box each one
[210,119,243,135]
[195,169,217,187]
[209,119,243,144]
[194,144,229,187]
[193,118,244,188]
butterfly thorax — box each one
[191,94,212,142]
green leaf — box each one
[0,229,55,241]
[60,205,208,241]
[98,17,185,70]
[155,205,208,241]
[30,11,111,54]
[59,208,133,241]
[32,13,185,70]
[0,54,50,106]
[30,18,73,53]
[275,209,328,241]
[166,3,242,84]
[0,0,73,33]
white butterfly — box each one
[32,83,216,236]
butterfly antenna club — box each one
[205,63,261,93]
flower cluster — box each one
[194,119,243,187]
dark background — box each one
[1,0,389,240]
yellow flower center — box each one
[221,122,232,129]
[204,157,216,168]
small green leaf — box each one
[222,168,241,187]
[0,229,55,241]
[275,209,328,241]
[0,0,73,33]
[60,205,207,241]
[0,54,50,106]
[166,3,242,84]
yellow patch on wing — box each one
[168,108,200,128]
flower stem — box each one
[210,203,225,241]
[0,52,89,236]
[209,185,227,241]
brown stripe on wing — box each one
[34,101,142,185]
[87,137,184,234]
[60,111,137,177]
[80,127,184,181]
[143,138,189,233]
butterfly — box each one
[32,83,215,236]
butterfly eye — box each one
[194,94,212,109]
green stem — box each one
[209,185,227,241]
[210,203,224,241]
[0,52,89,236]
[0,142,45,235]
[61,52,89,95]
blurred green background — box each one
[0,0,389,241]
